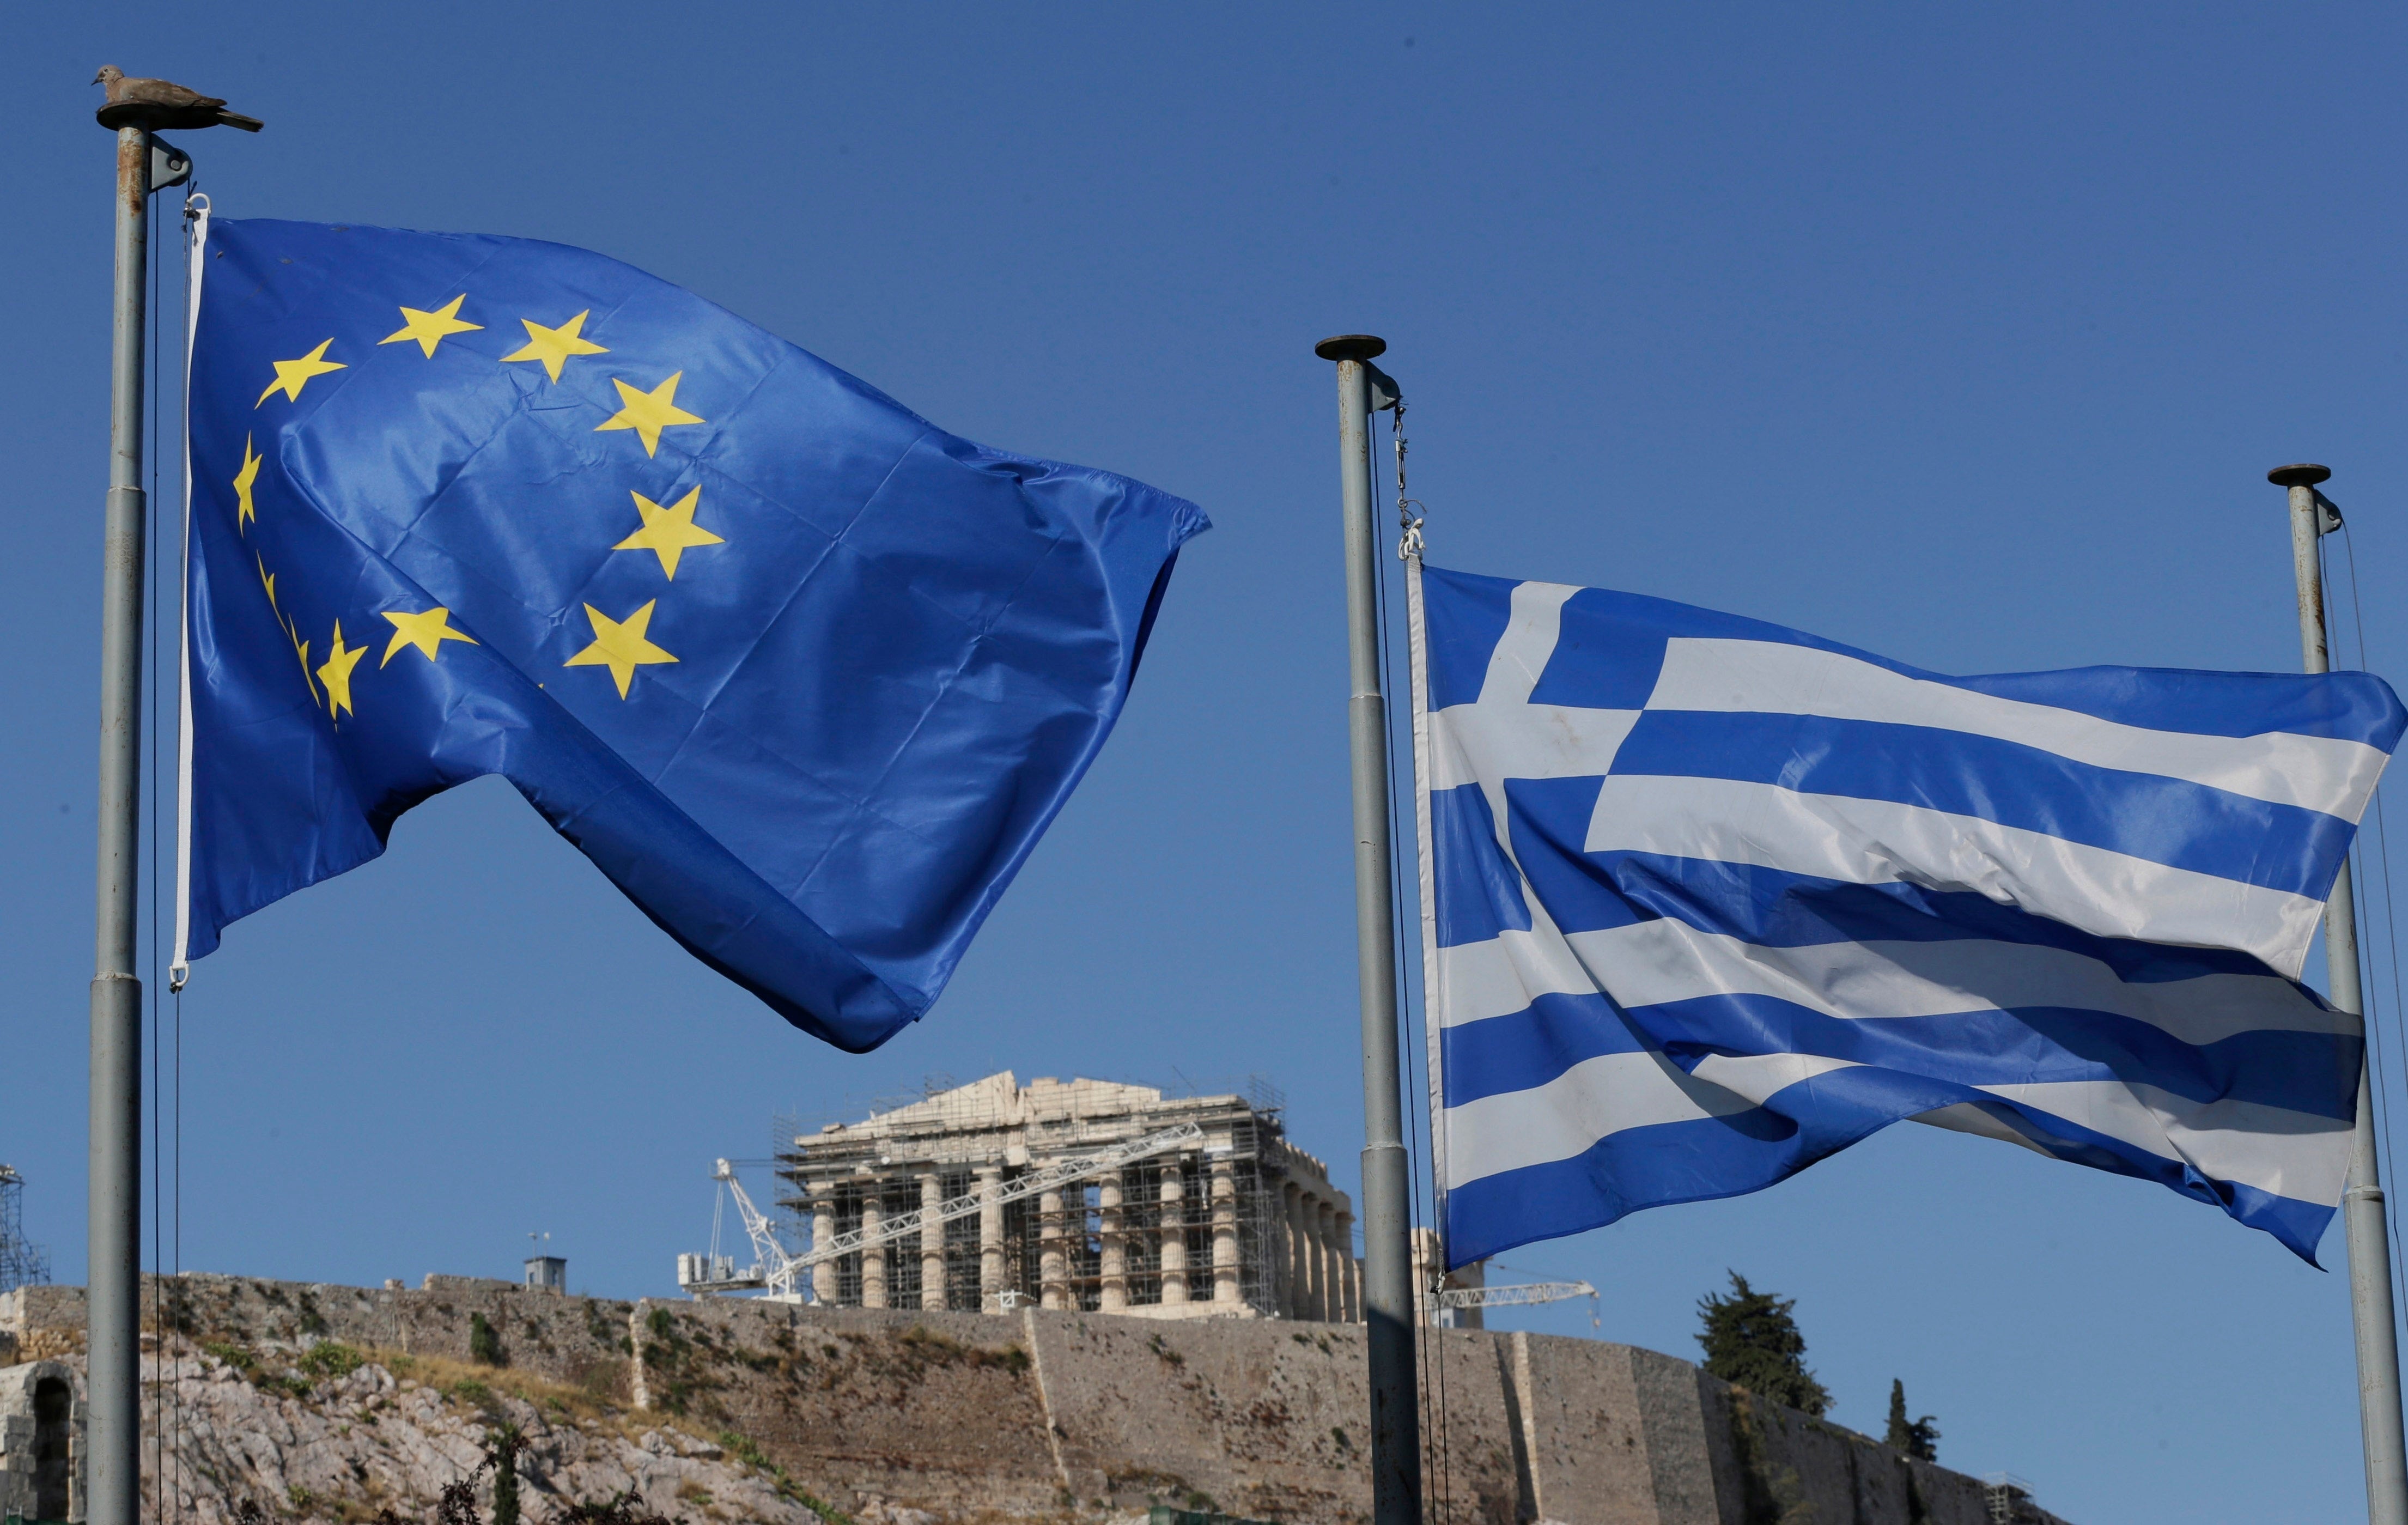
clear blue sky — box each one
[7,5,2405,1521]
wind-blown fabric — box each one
[176,215,1207,1050]
[1414,565,2405,1265]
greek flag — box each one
[1410,565,2406,1266]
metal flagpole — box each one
[87,70,230,1523]
[1315,332,1422,1525]
[86,115,154,1525]
[2272,461,2408,1525]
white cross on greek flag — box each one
[1408,563,2406,1267]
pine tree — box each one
[1695,1271,1831,1417]
[488,1423,524,1525]
[1885,1377,1940,1461]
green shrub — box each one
[200,1340,257,1373]
[470,1311,507,1367]
[299,1342,367,1381]
[717,1431,773,1471]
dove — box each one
[93,66,264,131]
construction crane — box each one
[674,1162,783,1295]
[677,1120,1206,1301]
[1424,1277,1600,1329]
[1435,1279,1597,1311]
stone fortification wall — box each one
[0,1358,86,1523]
[2,1277,2068,1524]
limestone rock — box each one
[115,1341,829,1525]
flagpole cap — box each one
[1315,335,1388,362]
[2268,463,2332,488]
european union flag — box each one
[173,214,1207,1051]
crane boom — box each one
[678,1121,1206,1299]
[721,1159,796,1286]
[1432,1279,1597,1310]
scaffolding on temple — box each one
[0,1166,51,1296]
[762,1072,1359,1322]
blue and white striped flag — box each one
[1410,565,2406,1266]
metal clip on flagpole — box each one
[87,67,251,1525]
[2273,462,2408,1525]
[1315,333,1422,1525]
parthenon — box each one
[774,1072,1358,1321]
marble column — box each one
[1317,1201,1340,1324]
[1270,1181,1290,1314]
[920,1172,945,1311]
[1209,1159,1239,1305]
[1334,1209,1358,1322]
[1039,1187,1067,1310]
[860,1190,887,1310]
[1098,1175,1128,1311]
[976,1166,1005,1309]
[1158,1159,1189,1306]
[810,1186,837,1307]
[1280,1181,1304,1318]
[1297,1190,1323,1321]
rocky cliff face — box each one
[1,1276,2070,1525]
[118,1342,925,1525]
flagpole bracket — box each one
[149,136,191,192]
[1364,362,1401,414]
[2269,465,2342,535]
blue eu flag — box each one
[174,214,1208,1051]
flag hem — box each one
[1406,552,1452,1269]
[169,197,210,987]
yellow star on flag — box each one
[316,621,368,720]
[500,311,609,382]
[380,606,479,667]
[565,600,677,698]
[256,339,346,406]
[233,434,263,531]
[379,295,483,359]
[612,487,724,580]
[289,625,315,706]
[595,373,704,457]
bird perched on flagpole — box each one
[93,66,264,132]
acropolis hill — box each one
[1,1271,2070,1525]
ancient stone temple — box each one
[775,1072,1358,1320]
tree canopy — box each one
[1886,1378,1941,1461]
[1694,1271,1831,1417]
